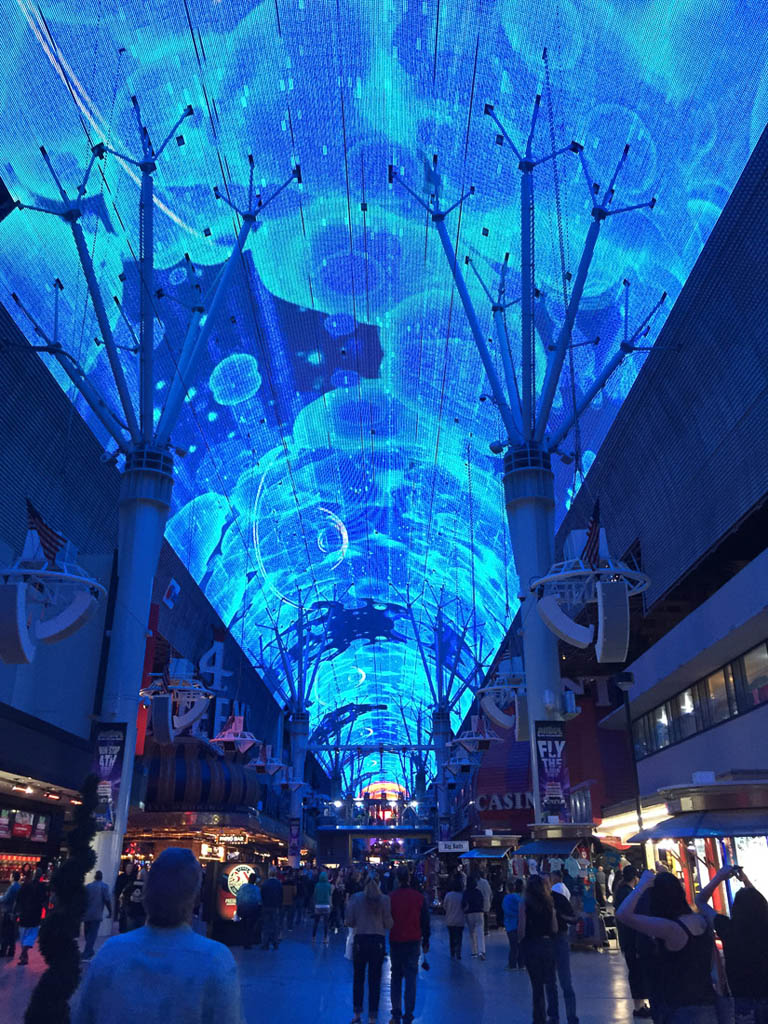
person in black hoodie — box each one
[461,875,486,960]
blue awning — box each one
[513,839,579,857]
[628,808,768,843]
[460,848,511,859]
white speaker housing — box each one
[537,594,594,649]
[596,580,630,663]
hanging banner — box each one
[289,817,301,859]
[92,723,127,831]
[535,721,571,823]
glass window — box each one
[738,643,768,710]
[704,669,732,726]
[670,687,703,741]
[632,716,651,759]
[652,703,671,750]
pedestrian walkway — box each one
[0,918,636,1023]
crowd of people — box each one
[4,849,768,1024]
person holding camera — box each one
[696,864,768,1024]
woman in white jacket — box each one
[443,878,466,960]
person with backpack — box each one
[345,873,393,1024]
[312,870,332,944]
[0,871,21,957]
[236,874,262,950]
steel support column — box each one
[288,711,310,867]
[92,445,174,885]
[502,444,562,823]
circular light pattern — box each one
[210,354,262,406]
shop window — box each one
[736,643,768,711]
[704,669,733,726]
[670,687,703,741]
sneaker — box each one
[479,953,486,961]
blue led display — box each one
[1,0,765,781]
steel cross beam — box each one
[310,744,437,753]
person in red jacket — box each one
[388,866,430,1024]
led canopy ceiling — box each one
[1,0,764,784]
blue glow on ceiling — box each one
[1,0,765,781]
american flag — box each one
[581,498,601,569]
[26,499,65,563]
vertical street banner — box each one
[535,721,571,822]
[92,723,127,831]
[289,817,301,860]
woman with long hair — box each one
[696,866,768,1023]
[617,868,717,1023]
[518,874,558,1024]
[345,872,393,1024]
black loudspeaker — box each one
[596,581,630,663]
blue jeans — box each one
[735,999,768,1024]
[548,933,578,1023]
[390,941,420,1023]
[82,919,101,958]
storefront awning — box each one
[514,839,579,857]
[628,808,768,843]
[460,848,511,860]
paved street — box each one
[1,918,636,1023]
